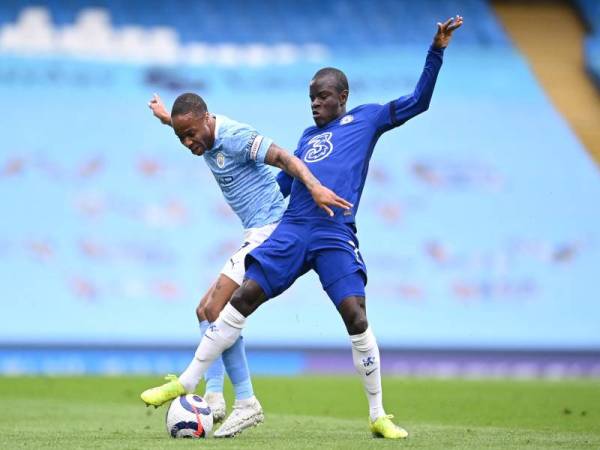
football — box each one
[166,394,213,439]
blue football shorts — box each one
[244,219,367,307]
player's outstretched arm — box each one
[265,143,352,217]
[148,93,172,126]
[382,15,463,128]
[433,15,463,49]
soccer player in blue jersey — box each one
[140,93,351,437]
[144,15,462,439]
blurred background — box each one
[1,0,599,378]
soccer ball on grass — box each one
[166,394,213,438]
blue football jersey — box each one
[277,45,444,226]
[204,114,285,229]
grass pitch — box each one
[0,376,599,449]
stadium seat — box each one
[0,0,510,49]
[573,0,600,89]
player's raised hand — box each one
[148,93,171,125]
[310,185,353,217]
[433,15,463,49]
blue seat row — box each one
[573,0,600,89]
[0,0,509,48]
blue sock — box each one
[222,336,254,400]
[199,320,225,393]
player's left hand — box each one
[310,185,353,217]
[433,15,463,49]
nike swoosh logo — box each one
[204,334,215,342]
[365,368,377,376]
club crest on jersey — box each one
[340,115,354,125]
[304,132,333,163]
[216,152,225,168]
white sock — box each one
[350,326,386,422]
[179,303,246,393]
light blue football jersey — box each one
[203,114,285,229]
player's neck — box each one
[207,114,217,149]
[336,106,346,120]
[321,108,347,128]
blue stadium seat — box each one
[573,0,600,89]
[0,0,510,49]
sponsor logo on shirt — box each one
[340,115,354,125]
[218,176,234,187]
[216,152,225,168]
[304,132,333,163]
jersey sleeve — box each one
[275,133,306,198]
[370,45,444,133]
[242,132,274,164]
[225,120,274,164]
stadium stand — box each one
[1,0,599,376]
[573,0,600,88]
[0,0,509,48]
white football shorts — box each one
[220,221,279,285]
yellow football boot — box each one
[140,374,186,407]
[370,414,409,439]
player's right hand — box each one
[148,93,171,124]
[310,185,353,217]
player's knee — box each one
[339,296,368,335]
[347,316,368,335]
[203,301,221,323]
[230,279,266,317]
[196,304,207,322]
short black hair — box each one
[171,93,208,118]
[312,67,349,93]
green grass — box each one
[1,376,599,449]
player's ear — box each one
[339,89,349,107]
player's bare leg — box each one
[201,275,237,322]
[338,295,408,439]
[195,281,215,323]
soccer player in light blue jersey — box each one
[153,16,463,439]
[140,93,351,437]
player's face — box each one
[172,112,214,156]
[309,75,348,127]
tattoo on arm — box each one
[267,144,321,190]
